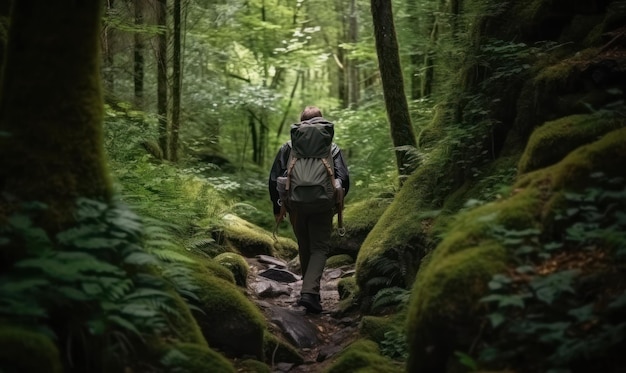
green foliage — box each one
[0,197,200,369]
[379,328,408,361]
[330,107,399,198]
[477,175,626,371]
[371,287,411,314]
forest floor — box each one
[244,256,362,373]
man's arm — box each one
[268,143,290,215]
[332,145,350,197]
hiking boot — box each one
[298,293,322,314]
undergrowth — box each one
[475,173,626,373]
[0,197,200,371]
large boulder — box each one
[190,267,267,359]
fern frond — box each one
[371,287,410,312]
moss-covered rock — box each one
[160,342,235,373]
[190,268,266,359]
[325,339,402,373]
[518,114,625,175]
[0,325,62,373]
[330,196,392,256]
[272,236,299,261]
[406,127,626,372]
[235,359,271,373]
[327,254,354,268]
[359,315,396,343]
[263,331,304,365]
[214,252,249,287]
[217,214,277,257]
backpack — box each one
[276,117,338,215]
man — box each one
[268,106,350,313]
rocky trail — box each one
[244,255,361,372]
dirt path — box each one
[246,257,361,372]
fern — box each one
[0,196,202,370]
[371,287,411,312]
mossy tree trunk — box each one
[371,0,418,178]
[0,0,111,233]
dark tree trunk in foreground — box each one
[0,0,110,233]
[371,0,418,178]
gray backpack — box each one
[276,117,337,214]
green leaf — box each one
[57,286,91,302]
[568,304,594,322]
[121,303,158,318]
[454,351,478,370]
[107,315,144,339]
[530,270,578,304]
[488,312,506,328]
[608,291,626,310]
[124,252,159,266]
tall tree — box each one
[103,0,116,94]
[156,0,168,159]
[0,1,110,232]
[371,0,417,178]
[347,0,360,108]
[171,0,183,162]
[133,0,145,106]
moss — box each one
[327,254,354,268]
[342,197,392,232]
[220,214,276,257]
[406,243,507,372]
[0,325,62,373]
[161,342,235,373]
[325,339,402,373]
[518,114,625,175]
[214,252,249,287]
[187,257,236,284]
[236,359,271,373]
[359,315,396,343]
[263,331,304,365]
[516,127,626,217]
[272,236,298,261]
[355,155,449,293]
[168,290,209,346]
[0,2,112,232]
[405,127,626,372]
[191,270,267,359]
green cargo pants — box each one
[289,209,333,295]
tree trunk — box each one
[348,0,360,108]
[371,0,418,178]
[103,0,116,94]
[0,0,110,232]
[422,7,437,98]
[406,0,422,100]
[170,0,182,162]
[133,0,145,106]
[156,0,168,160]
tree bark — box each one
[171,0,182,162]
[348,0,360,108]
[370,0,418,178]
[156,0,168,160]
[0,0,110,232]
[103,0,116,94]
[133,0,145,106]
